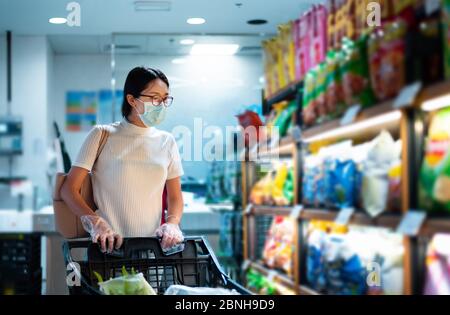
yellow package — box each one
[272,163,289,205]
[275,35,287,89]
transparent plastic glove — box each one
[80,215,123,253]
[155,223,184,251]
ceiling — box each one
[1,0,319,55]
[0,0,317,35]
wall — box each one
[0,35,51,209]
[53,53,263,181]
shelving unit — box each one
[241,79,450,296]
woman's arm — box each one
[60,166,97,217]
[165,177,184,225]
[61,166,122,252]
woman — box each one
[61,67,184,254]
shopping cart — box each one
[63,236,251,295]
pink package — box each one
[310,4,328,68]
[293,19,302,80]
[299,10,313,76]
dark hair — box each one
[121,67,170,118]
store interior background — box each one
[0,0,314,294]
[1,0,450,296]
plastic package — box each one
[262,216,296,276]
[444,0,450,79]
[423,234,450,295]
[419,107,450,214]
[362,131,401,217]
[306,221,404,295]
[94,267,156,295]
[164,285,240,295]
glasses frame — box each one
[139,94,174,107]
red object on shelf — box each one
[236,110,264,147]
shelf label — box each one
[396,211,427,236]
[244,204,253,215]
[335,208,355,226]
[394,82,422,109]
[340,104,361,126]
[290,205,304,220]
[242,260,251,271]
[292,126,302,143]
[426,0,440,16]
[266,270,277,283]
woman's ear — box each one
[126,94,136,109]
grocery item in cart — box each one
[420,107,450,214]
[164,285,240,295]
[94,266,156,295]
[262,216,296,276]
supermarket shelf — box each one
[420,218,450,237]
[301,209,402,230]
[416,80,450,105]
[265,80,303,107]
[248,261,297,292]
[302,100,400,142]
[257,138,296,158]
[298,285,321,296]
[251,205,294,216]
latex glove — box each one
[155,223,184,250]
[80,215,123,253]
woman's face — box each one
[128,78,169,115]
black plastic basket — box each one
[63,236,251,295]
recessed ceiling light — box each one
[187,17,206,25]
[172,58,187,64]
[49,17,67,24]
[247,19,268,25]
[180,39,195,45]
[134,1,171,11]
[190,44,240,56]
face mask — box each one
[136,99,167,127]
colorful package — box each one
[419,107,450,215]
[423,234,450,295]
[262,216,296,276]
[303,70,318,126]
[325,50,346,117]
[341,35,375,108]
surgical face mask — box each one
[136,99,167,127]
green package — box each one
[419,107,450,214]
[273,101,298,137]
[283,168,295,205]
[444,0,450,79]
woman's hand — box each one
[155,223,184,250]
[80,215,123,253]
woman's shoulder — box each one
[152,128,176,146]
[91,121,121,134]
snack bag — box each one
[325,50,346,117]
[299,10,313,73]
[272,163,289,206]
[423,234,450,295]
[283,168,295,206]
[315,63,328,122]
[311,4,328,67]
[419,107,450,214]
[341,35,375,108]
[303,70,318,126]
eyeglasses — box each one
[139,94,174,107]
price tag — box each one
[290,205,304,220]
[244,204,253,215]
[242,260,251,271]
[396,211,427,236]
[426,0,441,16]
[292,126,302,143]
[394,82,422,109]
[335,208,355,226]
[266,270,277,283]
[340,104,361,126]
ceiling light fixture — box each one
[190,44,239,56]
[49,17,67,24]
[422,94,450,112]
[187,17,206,25]
[180,39,195,45]
[134,1,171,11]
[247,19,268,25]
